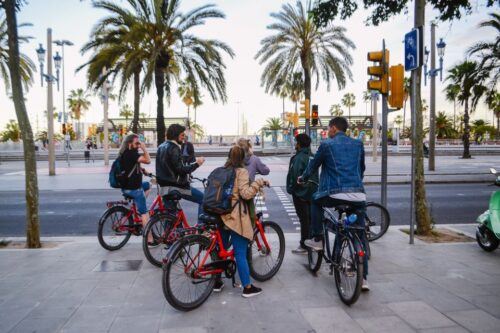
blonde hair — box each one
[237,138,252,156]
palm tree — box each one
[190,123,204,142]
[485,91,500,138]
[264,117,283,146]
[467,12,500,90]
[2,0,40,248]
[402,77,411,132]
[0,13,35,93]
[288,72,304,113]
[446,61,489,158]
[362,90,371,116]
[67,88,91,140]
[78,0,146,135]
[256,0,355,129]
[435,112,455,139]
[329,104,343,116]
[0,119,20,141]
[127,0,234,145]
[119,104,133,130]
[444,83,460,130]
[341,92,356,122]
[177,79,194,128]
[394,115,403,130]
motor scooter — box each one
[476,168,500,252]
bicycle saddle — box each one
[198,213,222,225]
[162,191,182,201]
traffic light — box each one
[293,113,299,128]
[367,50,389,94]
[388,64,404,109]
[62,123,66,135]
[311,104,319,126]
[299,99,310,119]
[285,112,293,124]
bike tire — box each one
[248,221,286,281]
[365,202,390,242]
[307,248,323,273]
[162,234,216,311]
[142,213,176,267]
[333,236,363,306]
[97,205,132,251]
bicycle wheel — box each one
[365,202,390,242]
[162,234,217,311]
[307,248,323,273]
[143,213,177,267]
[333,235,363,306]
[248,221,285,281]
[97,205,132,251]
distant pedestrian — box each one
[255,135,260,146]
[286,133,318,254]
[219,134,223,146]
[209,135,213,145]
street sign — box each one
[405,28,421,71]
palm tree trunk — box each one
[463,99,471,158]
[132,67,140,134]
[301,57,311,134]
[496,114,499,139]
[402,100,407,134]
[4,0,41,248]
[154,64,166,145]
[414,0,432,236]
[453,99,456,131]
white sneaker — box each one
[362,279,370,292]
[304,238,323,251]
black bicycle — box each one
[307,204,366,306]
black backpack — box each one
[109,156,137,189]
[203,167,237,215]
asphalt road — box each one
[0,183,491,236]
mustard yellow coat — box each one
[220,168,265,240]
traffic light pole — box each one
[47,29,56,176]
[429,22,436,171]
[305,118,310,136]
[381,40,388,210]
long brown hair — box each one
[224,145,245,168]
[119,133,138,156]
[237,138,252,156]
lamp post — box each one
[53,40,73,127]
[100,68,111,166]
[424,22,446,171]
[35,29,60,176]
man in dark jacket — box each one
[156,124,205,220]
[286,133,318,254]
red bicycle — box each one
[97,174,166,251]
[141,177,207,267]
[162,191,285,311]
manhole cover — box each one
[93,260,143,272]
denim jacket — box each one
[301,132,365,200]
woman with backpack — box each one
[214,145,269,298]
[237,138,269,181]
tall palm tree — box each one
[264,117,283,146]
[467,12,500,90]
[485,91,500,138]
[288,72,304,113]
[67,88,91,139]
[129,0,234,145]
[78,0,145,134]
[446,61,489,158]
[329,104,343,116]
[0,13,35,93]
[256,0,355,125]
[444,83,460,130]
[402,77,411,132]
[177,78,194,127]
[119,104,133,130]
[435,112,455,139]
[362,90,371,116]
[341,92,356,122]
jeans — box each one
[292,195,311,248]
[122,181,151,214]
[221,229,251,287]
[310,196,368,279]
[180,187,204,223]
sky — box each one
[0,0,497,135]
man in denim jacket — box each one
[299,117,369,291]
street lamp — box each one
[53,39,73,124]
[424,39,446,85]
[53,52,62,90]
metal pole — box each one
[381,40,388,208]
[372,92,378,162]
[47,28,56,176]
[429,22,436,171]
[410,70,417,245]
[103,68,110,166]
[305,109,310,136]
[61,44,66,124]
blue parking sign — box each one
[405,28,421,71]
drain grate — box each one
[93,260,143,272]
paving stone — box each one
[356,315,415,333]
[159,328,207,333]
[387,301,456,330]
[9,316,67,333]
[301,306,364,333]
[461,293,500,318]
[109,315,162,333]
[418,326,470,333]
[61,305,120,331]
[446,309,500,333]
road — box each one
[0,183,490,236]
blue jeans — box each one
[221,229,251,287]
[310,196,368,279]
[122,181,151,214]
[180,187,204,223]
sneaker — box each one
[291,246,307,254]
[213,280,225,292]
[362,279,370,292]
[242,285,262,298]
[304,238,323,251]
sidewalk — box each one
[1,226,499,333]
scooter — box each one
[476,168,500,252]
